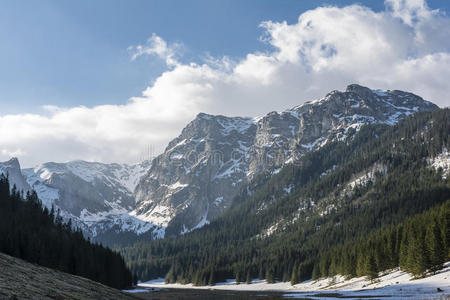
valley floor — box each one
[127,262,450,299]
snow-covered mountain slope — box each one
[18,160,154,237]
[134,84,438,237]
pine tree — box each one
[165,265,176,283]
[235,271,241,285]
[365,253,378,281]
[356,250,366,277]
[266,267,275,284]
[208,269,216,286]
[246,271,252,284]
[290,264,299,286]
[258,264,265,280]
[406,230,428,278]
[312,263,320,280]
[399,229,409,270]
[425,221,445,274]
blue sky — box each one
[1,0,448,114]
[1,0,450,166]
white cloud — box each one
[128,33,181,67]
[1,0,450,167]
[385,0,436,26]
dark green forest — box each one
[0,175,134,289]
[311,199,449,282]
[121,109,450,286]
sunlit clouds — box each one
[1,0,449,167]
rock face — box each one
[133,84,438,236]
[0,158,31,194]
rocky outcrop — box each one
[0,157,31,194]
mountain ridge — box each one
[133,84,438,237]
[0,84,439,241]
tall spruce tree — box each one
[365,253,378,281]
[425,220,445,273]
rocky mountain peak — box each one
[345,83,374,98]
[5,157,21,169]
[0,157,31,194]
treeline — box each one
[309,200,450,283]
[0,175,134,289]
[121,109,450,285]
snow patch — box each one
[284,185,294,194]
[428,148,450,179]
[372,89,388,97]
[191,204,209,231]
[216,117,255,135]
[168,181,188,190]
[214,196,224,206]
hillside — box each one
[121,108,450,285]
[0,252,137,300]
[0,175,134,289]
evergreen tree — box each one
[365,253,378,281]
[312,263,320,280]
[290,264,299,286]
[265,267,275,284]
[208,269,216,286]
[246,271,252,284]
[406,229,429,277]
[425,221,445,273]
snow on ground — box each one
[429,148,450,179]
[137,262,450,299]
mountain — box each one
[15,160,153,238]
[0,84,438,241]
[133,84,438,237]
[122,108,450,284]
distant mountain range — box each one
[0,84,438,241]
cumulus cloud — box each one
[1,0,450,167]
